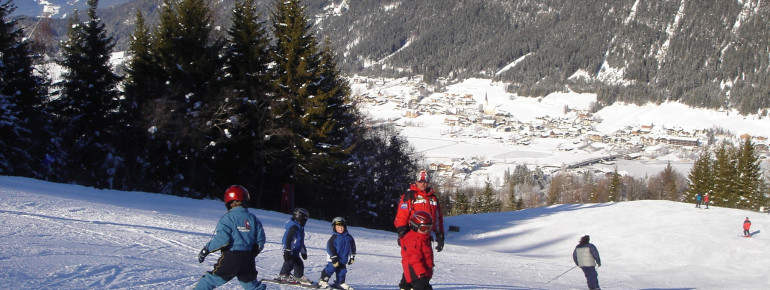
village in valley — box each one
[349,76,770,184]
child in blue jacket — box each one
[194,185,266,290]
[278,208,312,285]
[318,217,357,289]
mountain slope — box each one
[1,175,768,289]
[13,0,770,113]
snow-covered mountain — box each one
[1,175,768,289]
[10,0,131,19]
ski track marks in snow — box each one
[2,176,770,289]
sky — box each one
[1,175,768,289]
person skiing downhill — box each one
[394,170,445,290]
[318,217,357,289]
[572,235,601,290]
[194,185,267,290]
[743,217,752,237]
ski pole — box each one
[547,265,578,283]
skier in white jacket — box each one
[572,235,601,290]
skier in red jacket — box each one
[394,170,445,249]
[394,170,444,290]
[400,211,435,290]
[743,217,752,237]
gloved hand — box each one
[331,255,340,267]
[597,263,601,267]
[301,252,307,260]
[397,226,409,238]
[348,255,355,265]
[198,247,210,263]
[435,232,445,252]
[251,245,262,258]
[283,250,291,261]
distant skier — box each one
[695,193,702,208]
[194,185,267,290]
[318,217,357,290]
[743,217,752,237]
[703,193,710,209]
[572,235,601,290]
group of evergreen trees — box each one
[0,0,417,230]
[687,139,767,211]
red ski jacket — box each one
[400,230,434,283]
[394,184,444,236]
[743,219,751,230]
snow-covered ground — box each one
[355,78,770,186]
[1,176,768,289]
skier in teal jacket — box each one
[194,185,266,290]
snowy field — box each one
[1,176,768,289]
[356,78,770,186]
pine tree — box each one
[608,167,622,202]
[121,10,165,191]
[474,180,501,213]
[0,0,52,178]
[210,0,276,206]
[736,138,764,210]
[52,0,123,188]
[713,142,738,206]
[452,189,471,215]
[345,125,417,229]
[686,150,715,204]
[269,0,358,207]
[150,0,224,197]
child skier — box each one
[278,208,312,285]
[194,185,267,290]
[400,211,435,290]
[695,193,702,208]
[318,217,357,289]
[743,217,752,237]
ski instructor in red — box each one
[394,170,444,290]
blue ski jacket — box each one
[205,206,266,253]
[282,219,306,257]
[326,229,356,263]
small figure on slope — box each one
[400,211,435,290]
[743,217,752,237]
[694,193,702,208]
[703,193,710,209]
[572,235,601,290]
[194,185,267,290]
[278,208,313,285]
[318,217,357,290]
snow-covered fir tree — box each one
[52,0,123,188]
[0,0,52,179]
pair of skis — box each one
[260,278,351,289]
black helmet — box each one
[332,217,346,231]
[292,208,309,226]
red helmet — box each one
[224,185,250,209]
[409,211,433,232]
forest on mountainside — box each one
[14,0,770,115]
